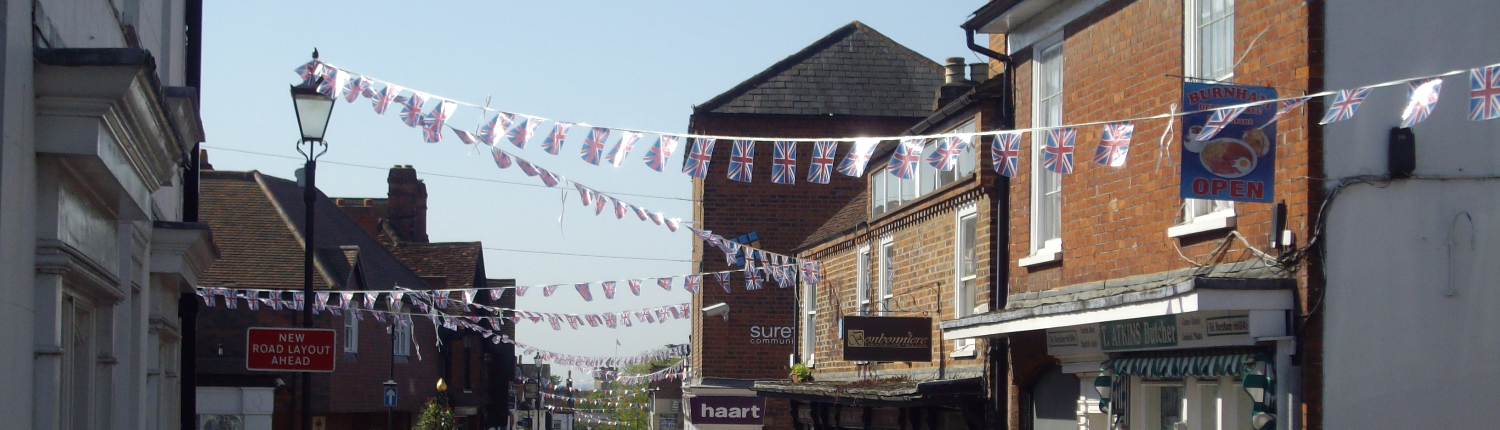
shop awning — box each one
[1104,352,1261,378]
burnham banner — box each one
[1180,82,1277,203]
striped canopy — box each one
[1104,353,1257,378]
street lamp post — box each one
[290,49,335,430]
[533,353,543,430]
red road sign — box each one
[246,327,338,372]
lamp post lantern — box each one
[290,48,335,430]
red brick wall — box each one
[1001,0,1320,429]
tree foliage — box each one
[415,397,460,430]
[578,357,682,430]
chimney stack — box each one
[943,57,967,84]
[386,165,429,243]
[936,57,977,111]
[969,63,989,83]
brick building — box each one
[684,21,944,430]
[940,1,1319,430]
[196,166,515,430]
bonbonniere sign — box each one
[688,396,766,425]
[841,316,931,362]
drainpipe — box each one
[181,2,203,429]
[968,24,1014,430]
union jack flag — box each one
[516,158,539,176]
[807,141,837,184]
[665,218,680,232]
[683,275,701,294]
[395,92,426,128]
[1093,121,1135,167]
[1320,87,1373,124]
[421,100,456,143]
[727,140,755,182]
[627,279,642,296]
[315,68,344,99]
[927,135,971,171]
[542,121,573,154]
[643,135,679,172]
[537,168,563,187]
[245,294,260,311]
[575,183,595,207]
[657,277,673,291]
[340,292,354,309]
[342,75,370,103]
[507,115,541,149]
[363,292,378,309]
[490,145,513,169]
[594,193,606,215]
[365,84,400,116]
[580,127,610,165]
[837,139,879,177]
[714,272,733,293]
[294,60,322,84]
[602,281,617,299]
[543,284,560,297]
[744,263,762,290]
[1195,106,1246,141]
[682,138,716,179]
[575,283,593,302]
[632,204,650,221]
[991,132,1022,177]
[886,139,922,179]
[619,311,632,327]
[603,313,617,328]
[477,113,502,145]
[448,126,479,145]
[688,227,714,242]
[648,211,665,226]
[1470,64,1500,121]
[1260,97,1309,129]
[1401,78,1443,128]
[548,315,561,331]
[1043,128,1077,174]
[390,292,404,308]
[767,141,797,184]
[605,131,642,167]
[612,197,627,219]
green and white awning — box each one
[1103,353,1258,378]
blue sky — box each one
[201,0,987,388]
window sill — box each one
[1167,213,1237,238]
[1019,248,1062,267]
[950,348,977,358]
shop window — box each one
[1133,378,1255,430]
[1032,368,1081,430]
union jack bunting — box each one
[594,194,607,215]
[744,263,762,290]
[245,294,260,311]
[421,100,457,143]
[683,275,701,294]
[837,138,880,177]
[448,126,479,145]
[575,283,593,302]
[886,139,922,179]
[643,135,679,172]
[543,284,560,297]
[715,272,734,292]
[688,227,714,242]
[1470,64,1500,121]
[602,281,617,299]
[991,132,1022,177]
[1194,106,1246,141]
[548,316,562,331]
[314,292,330,312]
[665,218,680,232]
[656,277,673,291]
[1043,127,1077,174]
[727,140,755,182]
[771,141,796,184]
[619,312,633,327]
[1401,78,1443,128]
[1320,87,1373,124]
[490,288,501,301]
[648,212,665,226]
[927,135,971,171]
[490,145,513,169]
[627,279,642,296]
[580,127,610,165]
[575,183,596,207]
[365,84,400,116]
[567,316,580,330]
[632,204,650,221]
[799,260,821,284]
[606,131,642,167]
[507,115,542,149]
[342,76,370,103]
[363,292,377,310]
[537,167,563,188]
[778,266,795,289]
[807,141,837,184]
[223,291,238,309]
[542,122,573,154]
[516,158,539,176]
[477,113,502,145]
[682,138,716,179]
[612,197,628,219]
[1093,121,1135,167]
[395,92,426,128]
[341,292,354,309]
[390,292,405,308]
[294,60,322,84]
[1260,97,1309,129]
[316,67,345,99]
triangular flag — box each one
[837,138,880,177]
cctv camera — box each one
[702,303,730,321]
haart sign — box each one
[246,327,338,372]
[688,396,766,425]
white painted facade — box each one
[0,1,213,429]
[1322,0,1500,429]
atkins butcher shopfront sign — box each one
[841,316,932,362]
[1047,311,1259,355]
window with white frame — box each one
[801,279,817,364]
[1028,33,1065,263]
[879,238,894,313]
[393,314,411,357]
[1132,377,1256,430]
[954,204,980,354]
[344,311,359,354]
[1179,0,1237,232]
[857,246,871,315]
[869,120,979,217]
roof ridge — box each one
[252,171,343,288]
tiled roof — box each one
[388,241,483,290]
[694,21,944,118]
[797,187,870,251]
[198,170,429,291]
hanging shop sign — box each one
[1046,311,1266,356]
[841,316,932,362]
[688,396,767,425]
[245,327,337,372]
[1180,82,1278,203]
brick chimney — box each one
[936,57,977,111]
[386,165,429,243]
